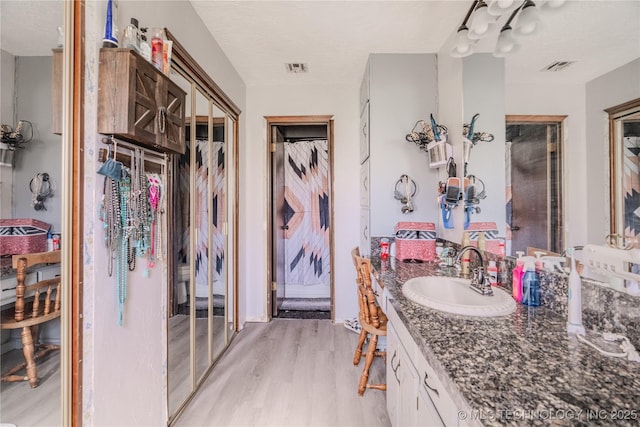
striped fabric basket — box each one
[394,222,436,262]
[466,221,500,253]
[0,218,50,256]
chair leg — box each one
[358,334,378,395]
[353,329,368,366]
[21,326,38,388]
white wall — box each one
[368,54,440,237]
[244,83,359,323]
[585,58,640,245]
[13,56,62,232]
[0,49,15,218]
[461,54,506,236]
[436,51,464,244]
[82,1,245,425]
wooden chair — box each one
[352,249,387,395]
[1,251,61,388]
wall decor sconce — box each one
[451,0,566,58]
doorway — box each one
[267,116,334,320]
[506,116,565,255]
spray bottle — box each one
[566,247,586,335]
[512,251,525,302]
[522,259,541,306]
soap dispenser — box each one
[522,259,541,306]
[566,247,586,335]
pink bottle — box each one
[512,251,525,302]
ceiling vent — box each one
[541,61,575,72]
[285,63,308,73]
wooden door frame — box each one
[265,115,335,321]
[506,115,566,254]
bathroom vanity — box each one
[373,258,640,427]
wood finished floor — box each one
[174,319,391,427]
[0,347,61,426]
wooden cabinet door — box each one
[159,77,186,154]
[98,48,185,154]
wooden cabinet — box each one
[98,48,186,154]
[386,301,463,427]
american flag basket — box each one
[394,222,436,262]
[0,218,50,256]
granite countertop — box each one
[374,258,640,426]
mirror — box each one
[166,29,240,420]
[226,116,237,340]
[210,102,226,361]
[608,98,640,244]
[168,69,192,416]
[193,88,210,383]
[0,0,66,424]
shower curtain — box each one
[283,140,330,287]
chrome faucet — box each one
[455,245,493,296]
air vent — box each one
[285,63,309,73]
[541,61,574,72]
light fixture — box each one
[513,0,540,36]
[450,0,563,58]
[451,1,479,58]
[487,0,521,17]
[493,7,521,57]
[468,1,495,39]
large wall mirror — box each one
[608,98,640,245]
[165,30,240,423]
[1,0,74,425]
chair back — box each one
[11,251,62,325]
[355,255,382,329]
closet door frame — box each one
[265,115,335,320]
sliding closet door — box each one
[168,71,192,416]
[193,89,210,382]
[226,116,237,339]
[211,103,226,361]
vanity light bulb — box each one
[469,5,493,37]
[494,27,519,56]
[487,0,520,17]
[514,3,539,36]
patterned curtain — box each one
[283,140,330,287]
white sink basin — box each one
[402,276,516,317]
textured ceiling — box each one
[191,0,640,87]
[1,1,638,88]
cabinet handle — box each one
[157,107,167,134]
[423,371,439,397]
[391,350,401,383]
[363,225,368,239]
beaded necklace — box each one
[98,141,166,325]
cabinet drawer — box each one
[359,103,370,164]
[360,208,370,257]
[414,349,459,427]
[360,160,370,207]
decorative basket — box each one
[394,221,436,262]
[0,218,50,256]
[466,221,500,253]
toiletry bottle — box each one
[566,247,586,335]
[47,231,54,252]
[522,260,541,306]
[512,251,524,302]
[461,232,471,277]
[150,27,164,71]
[139,28,152,62]
[53,234,61,251]
[477,231,486,251]
[498,238,506,257]
[123,18,141,52]
[487,260,498,286]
